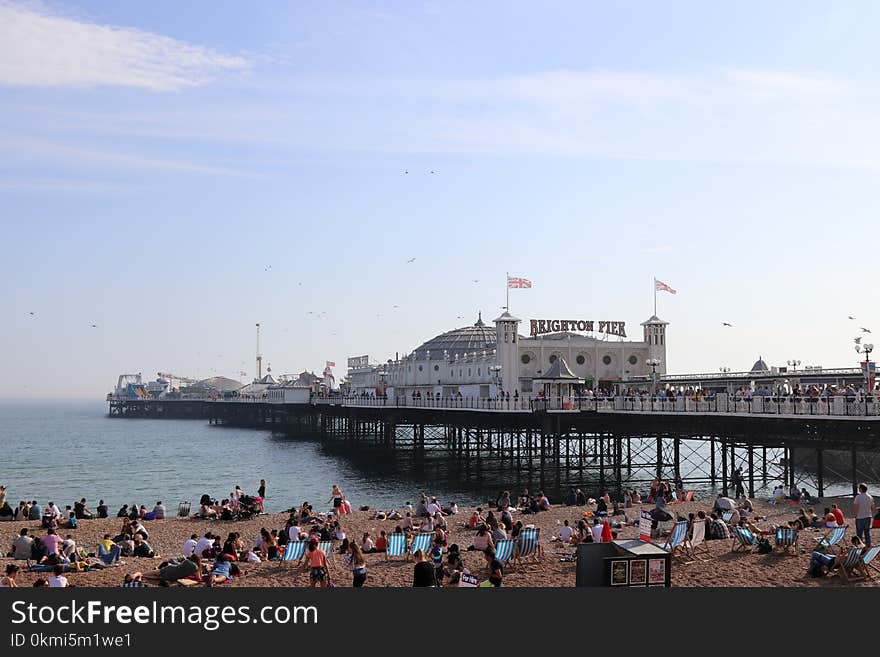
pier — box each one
[108,394,880,500]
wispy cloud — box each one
[0,1,248,90]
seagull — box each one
[429,170,435,174]
[264,265,272,272]
[472,279,479,283]
[855,337,862,344]
[392,305,399,309]
[861,327,872,333]
[406,257,416,264]
[404,170,408,174]
[722,322,733,327]
[90,324,98,328]
[849,315,856,320]
[28,311,35,316]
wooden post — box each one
[721,440,728,496]
[816,448,824,498]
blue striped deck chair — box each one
[721,511,734,525]
[494,538,516,565]
[282,540,306,563]
[774,526,798,555]
[514,527,542,569]
[317,541,334,557]
[814,525,847,554]
[731,525,759,552]
[385,533,407,560]
[662,520,689,558]
[409,532,433,559]
[836,546,865,583]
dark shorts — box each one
[333,498,342,508]
[310,567,327,583]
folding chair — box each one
[409,532,434,560]
[662,520,689,559]
[814,525,847,554]
[721,511,734,525]
[494,538,516,565]
[281,540,306,564]
[177,502,191,517]
[774,526,798,555]
[684,519,711,562]
[385,533,407,560]
[836,546,866,583]
[731,525,759,553]
[514,527,542,569]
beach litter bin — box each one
[575,539,671,587]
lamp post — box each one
[856,343,874,414]
[489,365,502,399]
[787,359,801,372]
[646,358,661,401]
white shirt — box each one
[853,493,875,519]
[195,537,214,557]
[288,525,301,542]
[48,575,68,588]
[182,539,198,557]
[592,524,604,542]
[427,502,441,516]
[559,526,574,542]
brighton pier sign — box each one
[529,319,626,338]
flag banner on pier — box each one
[326,361,336,367]
[654,278,676,294]
[507,276,532,289]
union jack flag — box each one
[507,276,532,289]
[654,279,676,294]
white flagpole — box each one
[653,277,657,316]
[506,271,510,311]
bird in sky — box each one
[264,265,272,272]
[392,305,399,309]
[429,170,435,174]
[855,337,862,344]
[456,315,463,320]
[472,279,479,283]
[722,322,733,327]
[28,311,35,316]
[404,170,408,174]
[861,327,872,333]
[849,315,856,320]
[406,257,416,264]
[90,324,98,328]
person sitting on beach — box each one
[467,509,483,529]
[361,532,376,553]
[48,564,69,588]
[707,513,730,540]
[1,564,20,587]
[183,534,198,558]
[441,501,458,516]
[121,573,144,587]
[42,528,63,556]
[375,530,389,553]
[419,516,434,534]
[96,500,108,518]
[401,512,414,533]
[11,528,33,560]
[0,501,14,521]
[490,523,507,543]
[823,509,838,528]
[496,491,512,510]
[132,520,149,540]
[468,524,494,552]
[207,553,234,587]
[555,520,574,544]
[485,510,499,530]
[434,511,448,532]
[74,498,94,520]
[483,546,504,587]
[575,520,592,544]
[415,496,430,518]
[152,501,167,519]
[196,532,215,559]
[499,508,513,531]
[128,504,140,521]
[116,504,129,518]
[517,489,530,509]
[387,509,403,520]
[427,497,442,517]
[132,535,156,558]
[28,501,42,521]
[809,536,864,577]
[831,504,845,526]
[411,549,436,587]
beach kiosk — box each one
[575,539,671,588]
[531,356,583,409]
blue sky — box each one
[2,0,880,397]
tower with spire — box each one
[640,314,668,374]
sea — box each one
[0,399,863,514]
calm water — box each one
[0,400,484,513]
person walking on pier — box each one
[853,483,876,548]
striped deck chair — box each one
[731,525,759,552]
[684,519,710,563]
[721,511,734,525]
[385,533,407,560]
[662,520,689,558]
[814,525,847,554]
[514,528,542,569]
[409,532,433,559]
[281,540,306,563]
[774,526,798,555]
[494,538,516,565]
[835,546,865,583]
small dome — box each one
[750,356,769,372]
[412,315,497,360]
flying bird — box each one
[406,257,416,264]
[404,170,408,174]
[90,324,98,328]
[849,316,856,320]
[722,322,732,327]
[264,265,272,272]
[392,305,399,309]
[855,337,862,344]
[28,312,35,316]
[472,279,479,283]
[861,327,872,333]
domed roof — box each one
[413,314,497,360]
[750,356,770,372]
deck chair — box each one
[774,526,798,555]
[814,525,847,554]
[835,546,865,583]
[662,520,689,558]
[721,511,734,525]
[514,528,542,568]
[409,532,433,559]
[281,540,306,563]
[731,525,759,552]
[494,538,516,565]
[385,533,407,560]
[177,502,191,517]
[684,519,711,562]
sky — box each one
[2,0,880,398]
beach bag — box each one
[757,537,772,554]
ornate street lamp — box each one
[646,358,662,399]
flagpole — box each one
[653,277,657,316]
[506,271,509,311]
